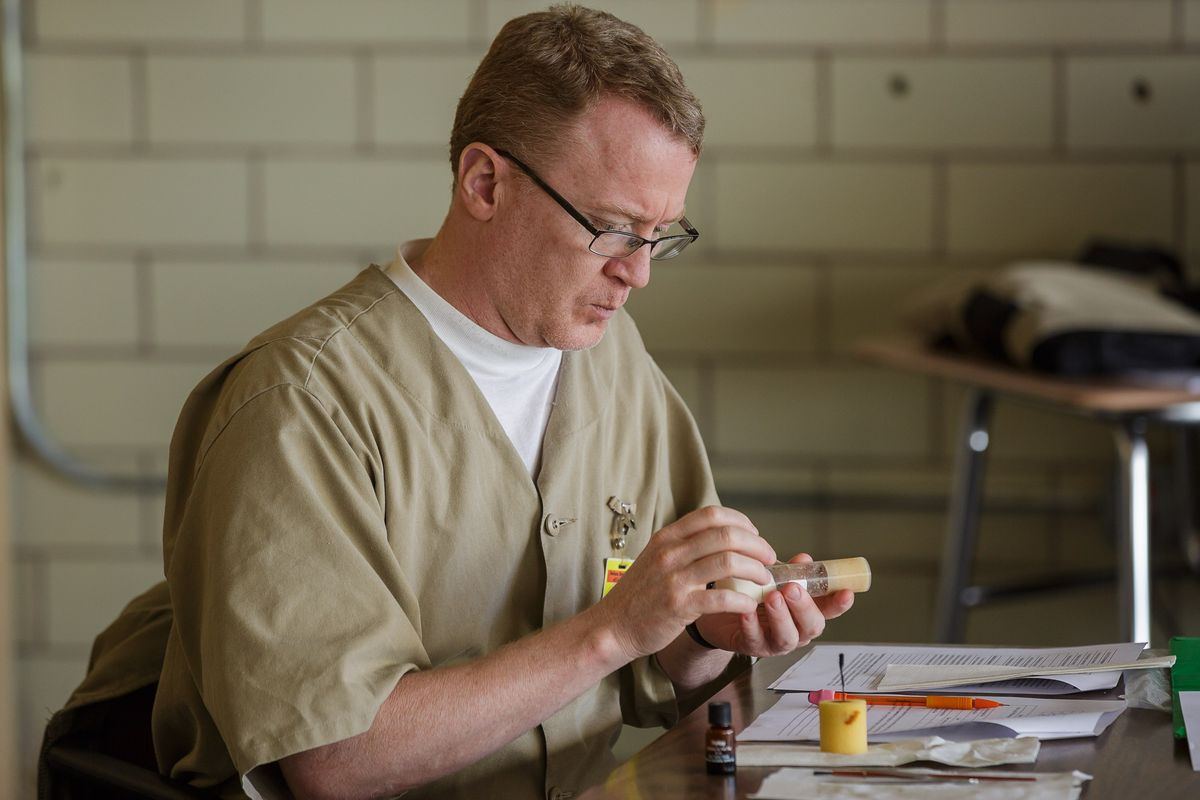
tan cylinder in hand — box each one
[712,557,872,603]
[819,699,868,754]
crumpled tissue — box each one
[1124,648,1173,713]
[738,735,1039,768]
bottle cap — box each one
[708,701,731,726]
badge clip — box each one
[607,496,637,550]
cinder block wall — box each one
[13,0,1199,790]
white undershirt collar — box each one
[384,240,563,477]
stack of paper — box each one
[768,643,1165,695]
[740,692,1124,742]
[739,642,1174,745]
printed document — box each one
[1181,691,1200,772]
[738,693,1125,743]
[769,643,1148,695]
[879,654,1174,692]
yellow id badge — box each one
[602,557,634,598]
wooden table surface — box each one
[580,648,1200,800]
[855,337,1200,415]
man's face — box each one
[487,96,698,351]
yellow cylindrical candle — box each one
[818,699,868,754]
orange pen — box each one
[808,690,1003,710]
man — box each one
[45,6,854,799]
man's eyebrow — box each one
[594,203,687,225]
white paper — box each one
[750,768,1091,800]
[738,693,1124,742]
[1181,691,1200,772]
[770,643,1147,695]
[738,735,1040,768]
[879,656,1175,692]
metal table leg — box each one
[1172,428,1200,574]
[1113,417,1152,645]
[935,389,993,643]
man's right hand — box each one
[592,505,776,662]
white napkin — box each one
[738,736,1039,768]
[750,768,1091,800]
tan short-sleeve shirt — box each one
[151,266,721,799]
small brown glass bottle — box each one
[705,701,736,775]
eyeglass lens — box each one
[591,232,693,261]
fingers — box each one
[687,549,774,588]
[648,506,775,584]
[759,590,804,652]
[783,583,828,641]
[813,588,855,621]
[781,553,855,620]
[682,522,776,571]
[664,505,761,544]
[740,584,826,655]
[770,570,855,617]
[692,587,761,618]
[725,584,824,657]
[692,555,858,658]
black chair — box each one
[39,685,219,800]
[43,742,216,800]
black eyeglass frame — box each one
[494,149,700,261]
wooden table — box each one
[580,649,1200,800]
[856,337,1200,646]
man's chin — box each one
[548,319,610,351]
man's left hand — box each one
[693,553,854,657]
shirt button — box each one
[547,789,574,800]
[542,514,576,536]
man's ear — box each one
[456,145,503,221]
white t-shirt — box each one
[384,240,563,478]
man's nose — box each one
[605,245,652,289]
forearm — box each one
[279,605,628,799]
[655,628,735,698]
[279,504,788,799]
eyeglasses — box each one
[495,149,700,261]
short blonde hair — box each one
[449,4,704,176]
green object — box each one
[1170,636,1200,739]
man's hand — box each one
[695,553,855,657]
[592,505,776,662]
